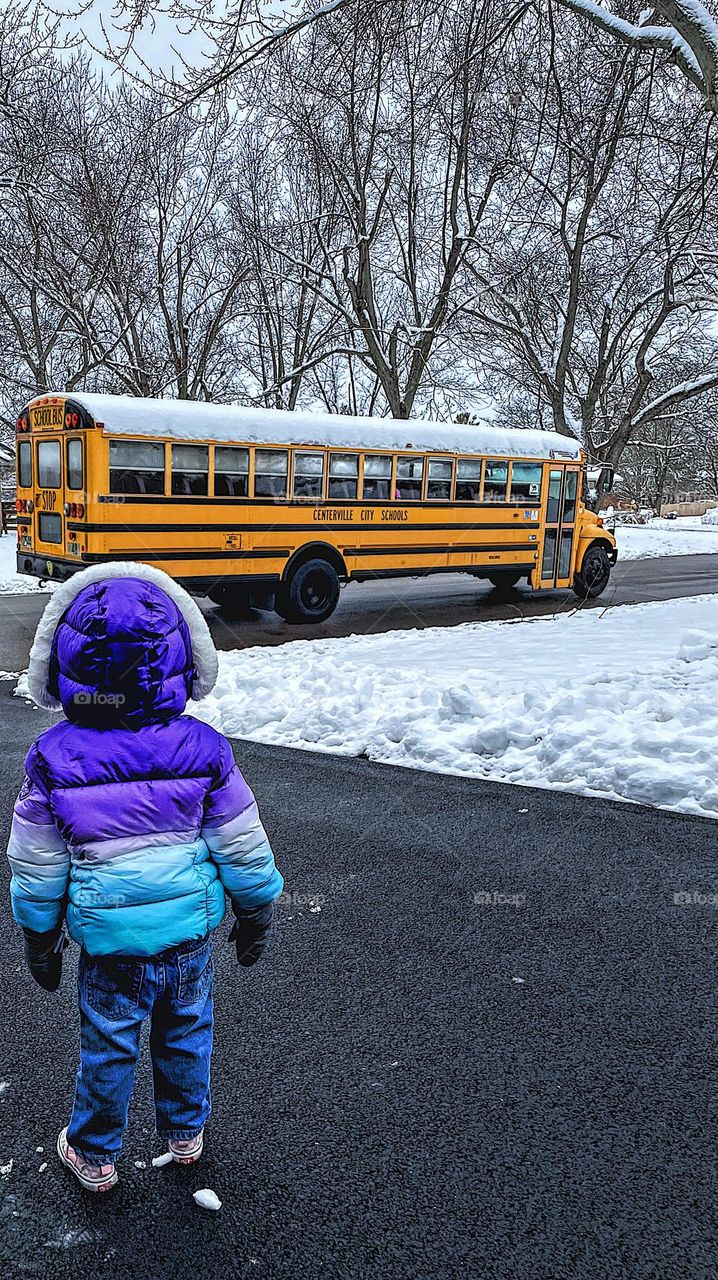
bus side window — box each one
[395,456,423,500]
[484,461,508,502]
[455,458,482,502]
[427,457,453,500]
[215,446,249,497]
[172,444,208,496]
[362,454,392,499]
[509,462,542,503]
[293,451,324,498]
[255,449,288,498]
[109,440,165,495]
[328,453,359,499]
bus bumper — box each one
[16,553,83,584]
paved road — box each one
[0,687,715,1280]
[1,551,716,671]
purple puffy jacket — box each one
[6,563,283,956]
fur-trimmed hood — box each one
[27,562,218,725]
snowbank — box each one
[195,596,718,818]
[54,392,582,460]
[0,536,49,595]
[616,516,718,560]
[701,506,718,526]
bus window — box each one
[562,470,578,522]
[110,440,165,495]
[362,454,392,499]
[509,462,542,503]
[66,438,83,490]
[328,453,358,499]
[427,458,453,500]
[546,469,562,522]
[293,451,324,499]
[395,456,423,500]
[215,446,249,497]
[484,461,508,502]
[172,444,208,496]
[255,448,288,498]
[455,458,482,502]
[18,439,32,488]
[37,440,61,488]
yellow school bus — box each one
[14,393,616,622]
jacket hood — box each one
[27,562,218,726]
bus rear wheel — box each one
[277,558,340,624]
[573,545,611,599]
[488,570,522,590]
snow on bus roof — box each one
[58,393,582,460]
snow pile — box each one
[617,515,718,560]
[60,391,581,460]
[195,596,718,817]
[0,537,49,595]
[701,506,718,526]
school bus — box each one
[14,393,617,622]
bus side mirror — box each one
[600,466,615,491]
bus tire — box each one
[573,545,611,599]
[278,558,340,624]
[487,570,522,590]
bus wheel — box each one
[573,545,611,599]
[278,558,340,624]
[487,570,522,590]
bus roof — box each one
[48,393,582,461]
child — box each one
[6,562,283,1192]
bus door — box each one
[31,404,67,563]
[540,465,579,588]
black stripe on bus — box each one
[97,494,542,510]
[351,563,537,582]
[80,548,289,563]
[343,542,537,557]
[67,520,540,534]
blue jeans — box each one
[67,935,213,1165]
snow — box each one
[193,1188,222,1211]
[617,515,718,560]
[194,595,718,817]
[0,536,49,595]
[152,1151,174,1168]
[41,392,582,460]
[701,506,718,526]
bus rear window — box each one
[37,440,61,488]
[66,438,83,490]
[172,444,208,496]
[109,440,165,495]
[18,439,32,488]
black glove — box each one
[22,927,68,991]
[228,902,274,968]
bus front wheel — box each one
[277,558,340,624]
[573,545,611,599]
